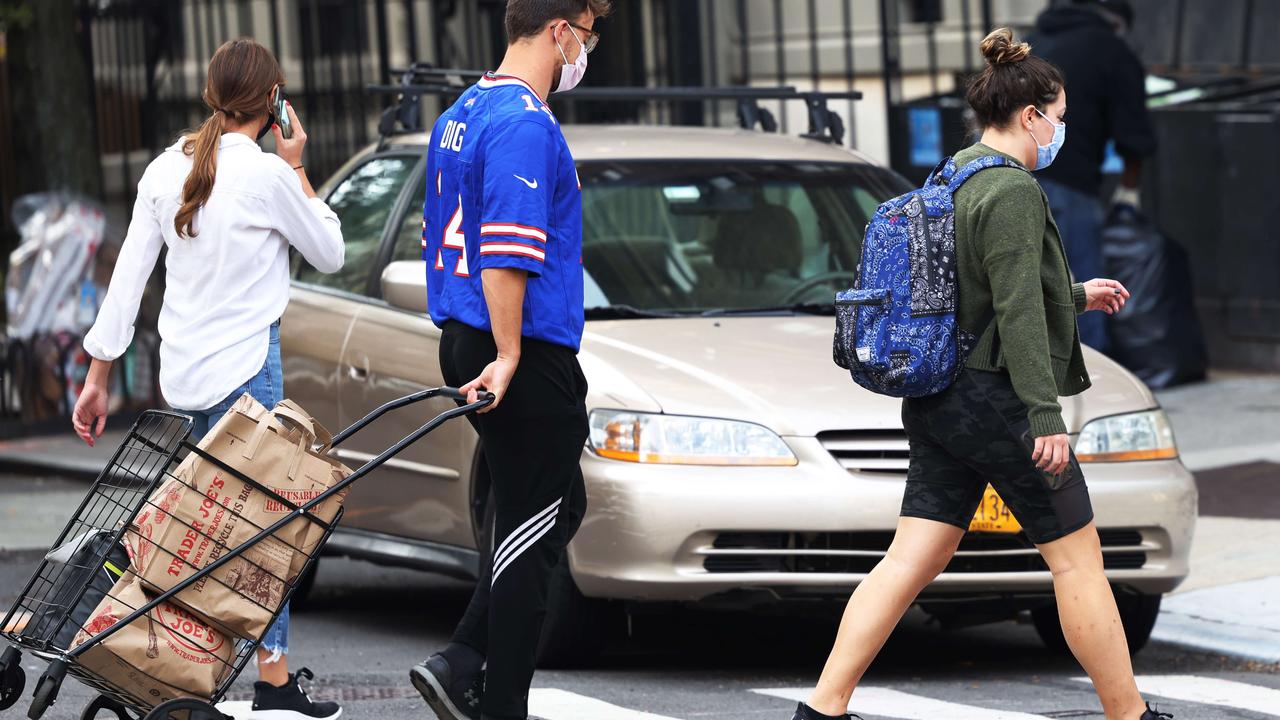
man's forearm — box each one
[481,268,528,361]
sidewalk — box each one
[1157,371,1280,472]
[0,429,129,478]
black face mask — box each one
[256,97,278,141]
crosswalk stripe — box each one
[753,687,1052,719]
[529,688,684,720]
[1073,675,1280,716]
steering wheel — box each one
[779,271,860,305]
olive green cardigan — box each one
[951,143,1091,437]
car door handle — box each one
[347,364,369,381]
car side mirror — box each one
[381,260,428,314]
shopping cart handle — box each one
[329,386,494,448]
[440,386,497,406]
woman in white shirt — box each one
[72,38,344,720]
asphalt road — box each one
[3,536,1278,720]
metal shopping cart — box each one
[0,387,490,720]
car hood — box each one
[578,317,1156,437]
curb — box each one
[1152,612,1280,665]
[0,453,103,480]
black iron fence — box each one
[79,0,1020,201]
[51,0,1280,372]
[81,0,1276,200]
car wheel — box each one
[1115,590,1162,653]
[1031,590,1162,655]
[286,559,320,612]
[536,556,617,669]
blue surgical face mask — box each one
[1029,108,1066,170]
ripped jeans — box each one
[181,321,289,663]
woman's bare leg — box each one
[807,517,965,715]
[1037,522,1146,720]
[257,648,289,686]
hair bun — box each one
[980,27,1032,66]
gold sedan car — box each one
[283,125,1196,665]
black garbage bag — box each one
[1101,204,1208,389]
[26,530,130,651]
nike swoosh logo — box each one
[514,175,538,189]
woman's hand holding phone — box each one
[1032,432,1072,476]
[273,102,317,198]
[272,101,307,168]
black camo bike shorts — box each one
[900,367,1094,544]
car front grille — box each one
[818,430,910,475]
[702,529,1148,574]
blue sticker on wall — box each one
[1101,139,1124,174]
[908,108,943,167]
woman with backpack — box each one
[792,29,1170,720]
[71,38,344,720]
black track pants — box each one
[439,321,588,720]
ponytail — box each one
[175,38,284,238]
[175,109,226,238]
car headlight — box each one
[588,410,798,466]
[1075,409,1178,462]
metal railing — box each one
[73,0,1280,197]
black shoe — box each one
[411,654,483,720]
[250,668,341,720]
[1141,705,1173,720]
[790,702,862,720]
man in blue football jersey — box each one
[410,1,610,719]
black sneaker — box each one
[250,668,341,720]
[411,654,483,720]
[790,701,863,720]
[1141,705,1173,720]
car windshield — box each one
[579,160,910,317]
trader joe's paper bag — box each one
[72,573,234,706]
[128,394,350,638]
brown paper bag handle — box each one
[242,411,309,481]
[272,401,334,448]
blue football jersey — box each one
[423,73,584,351]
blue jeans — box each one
[1041,179,1108,352]
[183,321,289,660]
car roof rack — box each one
[368,63,862,147]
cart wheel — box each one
[26,671,61,720]
[0,662,24,710]
[80,695,138,720]
[143,699,227,720]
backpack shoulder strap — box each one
[944,155,1030,353]
[925,157,957,187]
[946,155,1029,194]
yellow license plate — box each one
[969,484,1022,534]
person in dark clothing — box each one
[1031,0,1156,353]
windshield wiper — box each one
[585,305,684,320]
[700,303,836,317]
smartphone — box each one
[272,87,292,140]
[1018,428,1080,491]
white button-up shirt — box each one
[84,133,344,410]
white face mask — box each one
[551,23,588,94]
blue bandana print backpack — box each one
[834,155,1018,397]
